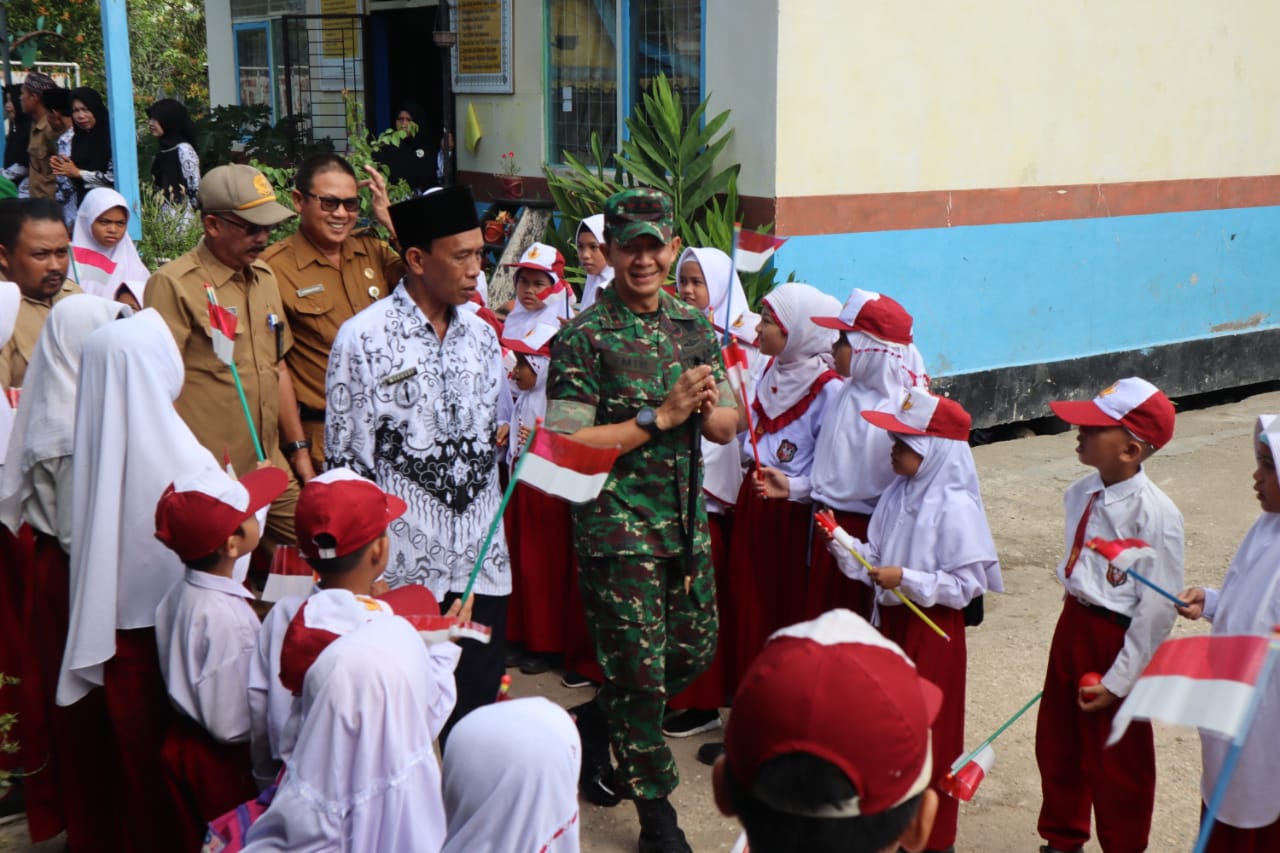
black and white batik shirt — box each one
[325,283,511,598]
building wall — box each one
[703,0,778,200]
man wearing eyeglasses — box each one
[146,163,310,546]
[262,153,403,474]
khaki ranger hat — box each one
[198,164,297,226]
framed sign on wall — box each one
[451,0,513,94]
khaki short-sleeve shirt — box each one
[145,239,295,476]
[26,118,58,200]
[0,281,83,389]
[261,229,403,412]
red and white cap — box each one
[811,288,913,344]
[501,321,558,358]
[278,588,394,694]
[862,388,971,441]
[154,466,288,562]
[1049,377,1175,449]
[725,609,942,817]
[295,468,407,561]
[505,242,567,294]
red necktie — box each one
[1063,491,1099,578]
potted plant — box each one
[497,151,523,198]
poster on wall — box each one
[451,0,513,94]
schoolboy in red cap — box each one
[153,463,289,849]
[713,608,941,853]
[1035,377,1184,853]
[823,387,1002,852]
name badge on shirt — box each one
[296,284,325,298]
[381,366,419,386]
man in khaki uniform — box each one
[261,153,403,472]
[146,164,310,544]
[0,198,81,389]
[21,73,58,200]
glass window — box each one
[548,0,619,166]
[629,0,701,129]
[235,24,274,114]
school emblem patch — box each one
[1105,563,1128,587]
[776,439,797,464]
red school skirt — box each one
[506,483,576,655]
[803,508,873,621]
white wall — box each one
[204,0,239,107]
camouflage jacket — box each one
[546,285,734,557]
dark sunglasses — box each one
[302,190,360,213]
[213,214,276,237]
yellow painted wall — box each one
[775,0,1280,195]
[456,1,546,178]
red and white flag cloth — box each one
[938,744,995,802]
[207,300,238,366]
[402,614,493,645]
[734,229,786,273]
[515,427,619,504]
[722,339,751,398]
[1085,536,1155,570]
[1109,633,1274,746]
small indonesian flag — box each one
[1085,537,1155,570]
[260,544,317,604]
[207,299,238,366]
[516,427,619,504]
[938,744,995,802]
[723,339,751,397]
[402,614,493,645]
[1109,633,1274,745]
[734,228,786,273]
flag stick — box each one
[1125,567,1185,607]
[949,691,1043,774]
[461,421,538,603]
[1192,633,1280,853]
[204,286,266,462]
[721,222,743,346]
[736,373,762,470]
[841,543,951,641]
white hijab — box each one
[811,330,931,509]
[57,308,227,706]
[243,616,448,853]
[509,352,549,465]
[504,284,573,341]
[870,433,1003,593]
[442,697,581,853]
[0,282,21,473]
[755,283,839,419]
[0,295,128,533]
[71,188,150,305]
[576,214,613,310]
[676,246,760,344]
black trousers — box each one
[438,591,509,749]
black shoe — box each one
[560,670,597,689]
[635,797,691,853]
[504,643,524,668]
[1039,847,1084,853]
[662,708,722,738]
[695,741,724,766]
[519,653,554,675]
[571,698,621,808]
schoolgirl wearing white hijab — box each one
[502,323,575,669]
[574,213,613,311]
[804,288,930,620]
[502,242,575,341]
[723,283,842,693]
[243,615,450,852]
[70,187,150,307]
[829,388,1003,852]
[1176,415,1280,848]
[442,697,582,853]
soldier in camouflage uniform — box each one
[546,188,740,853]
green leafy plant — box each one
[135,190,204,270]
[543,73,785,308]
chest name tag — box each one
[381,366,419,386]
[296,284,325,298]
[601,351,657,375]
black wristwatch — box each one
[283,439,312,455]
[635,406,662,436]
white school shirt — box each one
[248,592,308,789]
[325,284,512,598]
[1056,469,1184,697]
[154,569,260,743]
[1199,512,1280,828]
[744,375,841,503]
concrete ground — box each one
[3,389,1273,852]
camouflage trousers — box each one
[578,550,718,800]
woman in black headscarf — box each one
[49,86,113,205]
[145,98,200,205]
[3,84,31,174]
[375,101,438,194]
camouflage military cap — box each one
[603,188,674,246]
